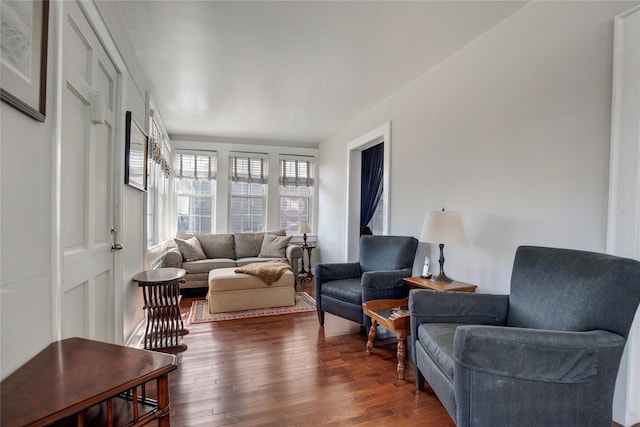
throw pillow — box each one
[174,236,206,262]
[259,234,292,258]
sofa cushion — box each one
[259,234,292,258]
[417,323,461,382]
[196,233,236,259]
[175,236,206,262]
[176,232,236,259]
[182,259,237,274]
[234,232,264,258]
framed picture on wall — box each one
[0,0,50,122]
[125,111,148,191]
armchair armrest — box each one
[453,327,627,427]
[314,263,362,284]
[162,248,183,268]
[455,327,625,383]
[410,290,509,326]
[314,263,362,312]
[361,268,413,302]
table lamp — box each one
[298,220,311,246]
[419,208,465,283]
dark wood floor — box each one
[169,280,454,426]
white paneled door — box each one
[59,1,120,341]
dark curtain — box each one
[360,143,384,227]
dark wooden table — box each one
[133,267,188,353]
[0,337,177,426]
[299,244,316,283]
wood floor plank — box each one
[166,280,454,426]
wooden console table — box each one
[133,268,189,353]
[0,337,177,426]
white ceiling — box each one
[115,1,526,144]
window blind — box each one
[280,156,314,187]
[230,154,267,184]
[174,152,217,179]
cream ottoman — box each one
[207,267,295,313]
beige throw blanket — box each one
[235,260,292,285]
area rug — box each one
[188,292,316,324]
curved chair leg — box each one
[317,310,325,326]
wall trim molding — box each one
[607,5,640,426]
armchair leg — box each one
[416,367,426,391]
[317,310,325,326]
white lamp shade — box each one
[298,220,311,234]
[420,210,465,244]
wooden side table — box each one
[403,276,477,293]
[363,278,477,380]
[362,298,410,379]
[0,337,177,427]
[133,267,189,353]
[299,244,316,282]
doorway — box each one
[345,123,390,261]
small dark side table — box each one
[132,267,189,353]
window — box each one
[175,152,217,233]
[147,118,171,248]
[279,156,315,234]
[230,154,267,232]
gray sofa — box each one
[410,246,640,427]
[162,230,302,289]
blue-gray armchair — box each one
[315,235,418,326]
[410,246,640,427]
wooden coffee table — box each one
[362,297,410,379]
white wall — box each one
[318,1,639,423]
[319,0,636,290]
[1,58,56,378]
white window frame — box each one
[174,150,217,234]
[146,110,172,249]
[279,155,315,235]
[229,153,268,232]
[168,140,318,234]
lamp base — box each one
[430,272,453,283]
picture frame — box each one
[0,0,49,122]
[125,111,148,192]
